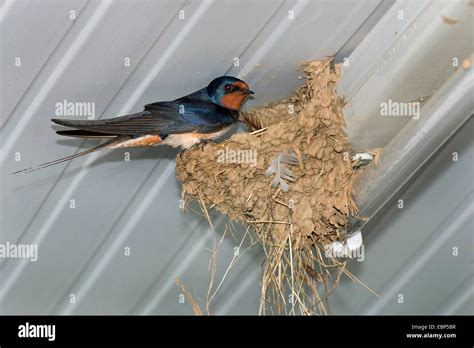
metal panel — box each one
[1,0,384,314]
[350,55,473,232]
[0,0,88,128]
[338,0,473,149]
[2,0,471,316]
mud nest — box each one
[176,60,360,315]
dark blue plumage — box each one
[14,76,254,174]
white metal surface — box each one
[0,0,384,314]
[0,0,472,316]
[338,0,473,149]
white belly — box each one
[163,126,232,149]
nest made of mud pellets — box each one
[176,59,359,315]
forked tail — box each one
[12,136,126,175]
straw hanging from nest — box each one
[176,59,361,315]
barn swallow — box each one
[14,76,254,174]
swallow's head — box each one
[207,76,254,111]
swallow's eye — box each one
[224,84,233,92]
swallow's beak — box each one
[244,89,255,95]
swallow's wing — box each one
[51,110,198,136]
[52,99,234,136]
[18,99,234,174]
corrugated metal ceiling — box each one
[1,0,472,315]
[1,0,386,314]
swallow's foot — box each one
[200,139,217,145]
[186,139,217,152]
[197,139,218,151]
